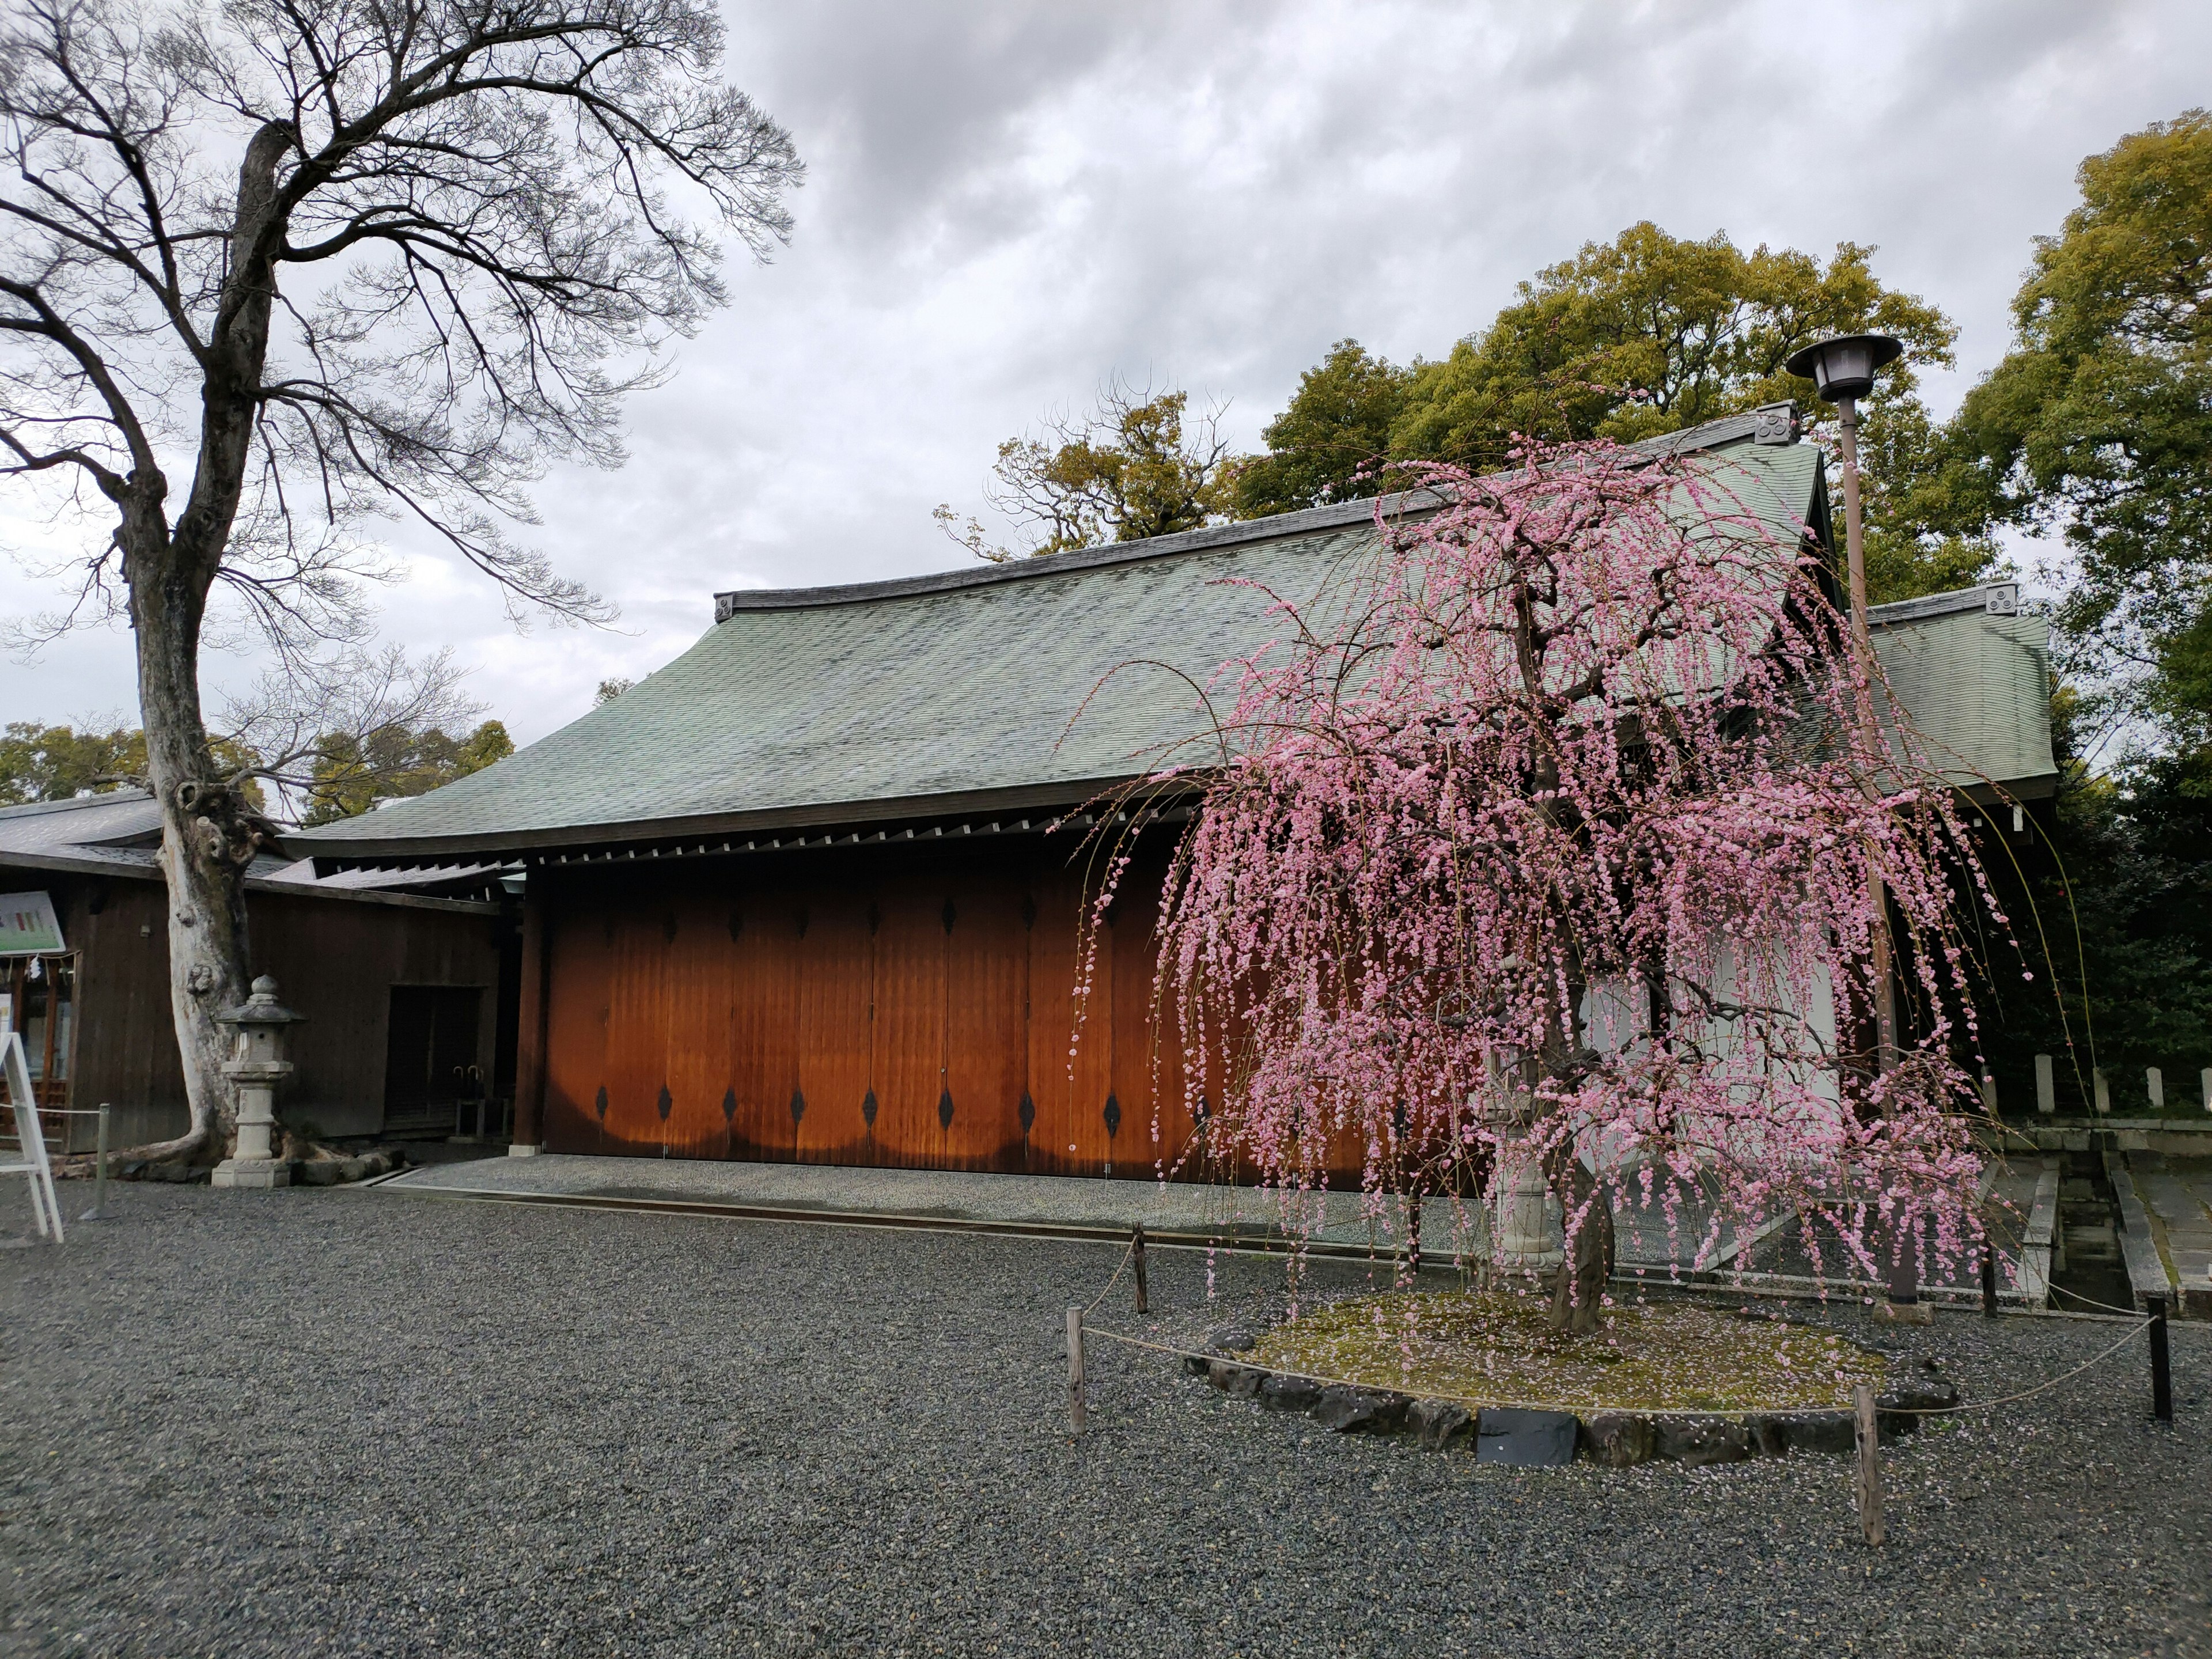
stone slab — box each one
[1476,1408,1578,1467]
[210,1159,290,1190]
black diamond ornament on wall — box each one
[938,1088,955,1130]
[594,1084,608,1122]
[657,1085,672,1122]
[1103,1093,1122,1139]
[1018,1092,1036,1134]
[861,1088,878,1128]
[790,1088,806,1126]
[722,1088,737,1124]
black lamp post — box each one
[1785,333,1902,641]
[1787,332,1928,1321]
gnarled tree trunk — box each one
[109,122,294,1164]
[1546,1148,1615,1335]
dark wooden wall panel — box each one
[869,887,946,1166]
[533,835,1365,1185]
[1026,866,1115,1177]
[944,876,1026,1172]
[665,888,731,1159]
[599,909,666,1150]
[796,888,872,1163]
[725,885,796,1160]
[546,902,612,1151]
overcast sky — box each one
[6,0,2209,751]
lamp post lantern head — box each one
[1785,333,1903,404]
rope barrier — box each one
[1082,1236,1137,1317]
[2048,1281,2156,1319]
[1879,1320,2151,1416]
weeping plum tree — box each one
[0,0,800,1160]
[1120,441,2003,1332]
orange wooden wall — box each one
[538,839,1217,1179]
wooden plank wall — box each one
[539,838,1283,1180]
[16,870,506,1149]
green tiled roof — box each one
[293,431,2047,862]
[1868,585,2056,798]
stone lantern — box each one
[210,975,304,1190]
[1475,1066,1562,1274]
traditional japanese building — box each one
[0,790,513,1151]
[292,412,2058,1179]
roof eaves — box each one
[286,773,1161,865]
[0,789,150,822]
[0,844,501,913]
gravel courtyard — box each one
[2,1183,2206,1659]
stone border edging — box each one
[1179,1323,1956,1468]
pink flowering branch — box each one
[1085,438,2009,1334]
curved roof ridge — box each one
[713,407,1800,618]
[713,490,1440,617]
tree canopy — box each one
[0,722,145,804]
[1960,109,2212,755]
[1389,225,1953,458]
[1230,225,1993,602]
[936,385,1233,560]
[1228,340,1410,518]
[300,719,512,826]
[0,722,262,808]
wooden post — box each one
[2149,1297,2173,1424]
[510,887,548,1153]
[1131,1225,1149,1315]
[1066,1305,1087,1432]
[1980,1241,1998,1318]
[1854,1384,1885,1546]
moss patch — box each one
[1247,1293,1888,1412]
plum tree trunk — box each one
[1546,1147,1615,1335]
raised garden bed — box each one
[1180,1290,1957,1466]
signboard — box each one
[0,891,65,956]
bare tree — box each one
[220,642,489,820]
[0,0,801,1161]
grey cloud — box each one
[5,0,2209,748]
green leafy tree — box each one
[0,722,267,809]
[1959,110,2212,751]
[1232,226,1995,602]
[301,720,513,826]
[1229,340,1411,517]
[935,384,1233,560]
[0,722,144,803]
[1855,398,2010,604]
[1388,224,1957,461]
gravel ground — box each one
[1,1183,2207,1659]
